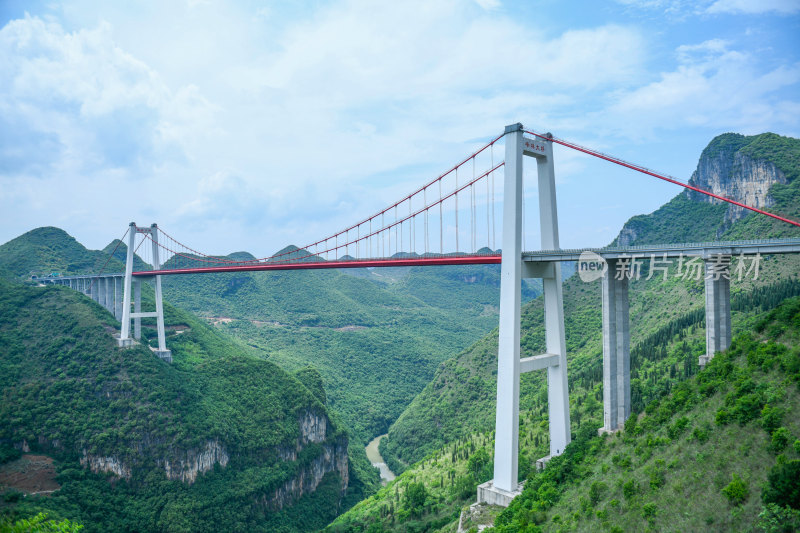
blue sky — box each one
[0,0,798,257]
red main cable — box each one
[525,130,800,228]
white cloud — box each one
[706,0,800,14]
[0,15,213,178]
[605,40,800,138]
[474,0,502,10]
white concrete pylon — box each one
[483,124,571,506]
[120,222,136,343]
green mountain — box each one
[0,227,125,277]
[158,259,540,445]
[327,132,800,531]
[0,274,360,532]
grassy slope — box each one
[0,277,356,532]
[488,297,800,532]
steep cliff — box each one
[685,133,788,226]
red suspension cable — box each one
[525,130,800,228]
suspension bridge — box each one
[39,123,800,507]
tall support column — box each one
[600,260,630,433]
[119,223,136,346]
[700,256,731,366]
[491,123,524,495]
[480,124,572,509]
[114,277,122,320]
[97,276,105,305]
[134,278,142,340]
[151,224,171,362]
[104,277,112,313]
[537,135,571,457]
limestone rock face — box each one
[298,409,327,446]
[160,439,229,483]
[267,436,350,510]
[80,452,132,479]
[76,409,349,512]
[685,141,787,224]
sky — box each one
[0,0,798,258]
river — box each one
[365,434,396,485]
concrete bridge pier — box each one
[599,260,631,434]
[700,255,731,366]
[114,277,123,320]
[104,277,112,314]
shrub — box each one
[404,482,428,515]
[667,416,690,439]
[611,454,631,469]
[715,409,731,425]
[622,479,637,500]
[763,460,800,510]
[642,502,657,518]
[692,423,711,443]
[722,473,749,506]
[648,464,666,490]
[761,405,785,435]
[589,481,608,505]
[756,503,800,533]
[771,428,792,453]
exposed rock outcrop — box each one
[298,409,327,446]
[160,439,229,483]
[75,410,348,512]
[267,436,349,510]
[685,134,787,226]
[81,452,132,479]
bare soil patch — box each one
[0,454,60,495]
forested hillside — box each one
[488,297,800,532]
[0,276,364,532]
[159,259,541,444]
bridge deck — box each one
[523,238,800,262]
[33,238,800,280]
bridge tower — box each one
[118,222,171,362]
[478,123,571,506]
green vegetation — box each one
[0,512,83,532]
[0,227,126,278]
[327,295,800,532]
[160,262,539,444]
[0,277,361,532]
[485,297,800,532]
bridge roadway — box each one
[141,237,800,274]
[522,237,800,262]
[33,238,800,279]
